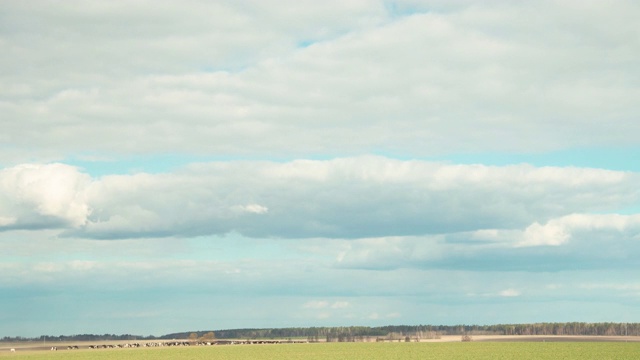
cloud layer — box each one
[2,1,639,163]
[1,158,637,241]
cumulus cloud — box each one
[0,216,17,227]
[517,213,640,247]
[234,204,269,214]
[1,158,638,241]
[334,213,640,272]
[520,221,570,247]
[1,159,638,274]
[0,163,90,229]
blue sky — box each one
[1,0,640,337]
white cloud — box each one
[235,204,269,214]
[0,216,17,227]
[520,221,570,247]
[499,289,521,297]
[333,212,640,272]
[517,213,640,247]
[0,159,635,281]
[1,158,637,240]
[0,163,90,229]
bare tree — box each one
[188,333,198,344]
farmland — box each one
[2,341,640,360]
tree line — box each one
[1,333,157,342]
[161,322,640,341]
[4,322,639,342]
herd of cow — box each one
[5,339,308,353]
[85,341,194,349]
[46,339,308,351]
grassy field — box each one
[2,342,640,360]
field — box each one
[2,341,640,360]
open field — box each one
[438,335,640,342]
[2,341,640,360]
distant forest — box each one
[163,323,640,342]
[4,323,640,342]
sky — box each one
[1,0,639,338]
